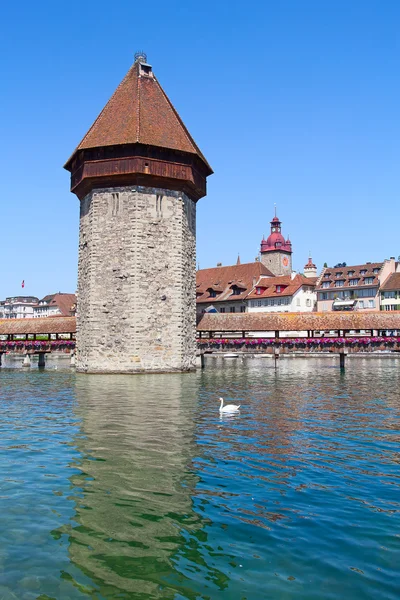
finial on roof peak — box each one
[134,51,148,64]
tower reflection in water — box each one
[57,373,229,598]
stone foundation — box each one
[76,186,197,373]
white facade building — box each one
[3,296,39,319]
[33,293,77,318]
[247,274,317,313]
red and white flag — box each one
[21,280,25,288]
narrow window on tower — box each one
[111,192,120,216]
[156,194,163,218]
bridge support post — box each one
[274,348,280,369]
[0,353,2,367]
[196,353,205,369]
[339,349,348,370]
[38,353,45,369]
[22,353,31,368]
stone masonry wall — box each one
[76,185,197,373]
[260,251,292,277]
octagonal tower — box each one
[260,212,292,276]
[65,53,212,373]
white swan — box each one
[219,397,240,413]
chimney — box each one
[216,262,222,267]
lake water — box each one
[0,357,399,599]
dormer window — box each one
[324,273,331,278]
[256,287,263,295]
[336,272,343,277]
[373,268,380,274]
[348,270,355,276]
[276,285,281,293]
[360,269,367,275]
[139,63,153,77]
[231,285,242,296]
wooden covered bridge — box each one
[196,312,400,367]
[196,311,400,339]
[0,317,76,367]
[1,312,400,368]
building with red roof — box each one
[247,273,317,313]
[379,264,400,311]
[33,293,77,318]
[316,258,399,312]
[196,261,273,314]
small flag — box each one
[21,280,25,288]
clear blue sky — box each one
[1,0,399,299]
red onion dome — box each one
[260,212,293,253]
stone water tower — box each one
[64,53,212,373]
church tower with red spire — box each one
[65,53,212,373]
[260,212,292,276]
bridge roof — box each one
[197,311,400,332]
[0,317,76,335]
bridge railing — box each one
[198,336,400,353]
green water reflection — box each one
[60,374,229,599]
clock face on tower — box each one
[282,256,289,267]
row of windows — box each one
[322,277,375,288]
[324,268,379,279]
[218,306,246,313]
[250,298,291,307]
[318,288,377,301]
[359,299,375,308]
[321,299,375,310]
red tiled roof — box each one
[196,262,274,304]
[380,273,400,291]
[39,294,55,303]
[50,294,77,316]
[247,274,316,300]
[316,263,383,290]
[36,294,77,316]
[197,311,400,332]
[66,59,211,171]
[0,317,76,335]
